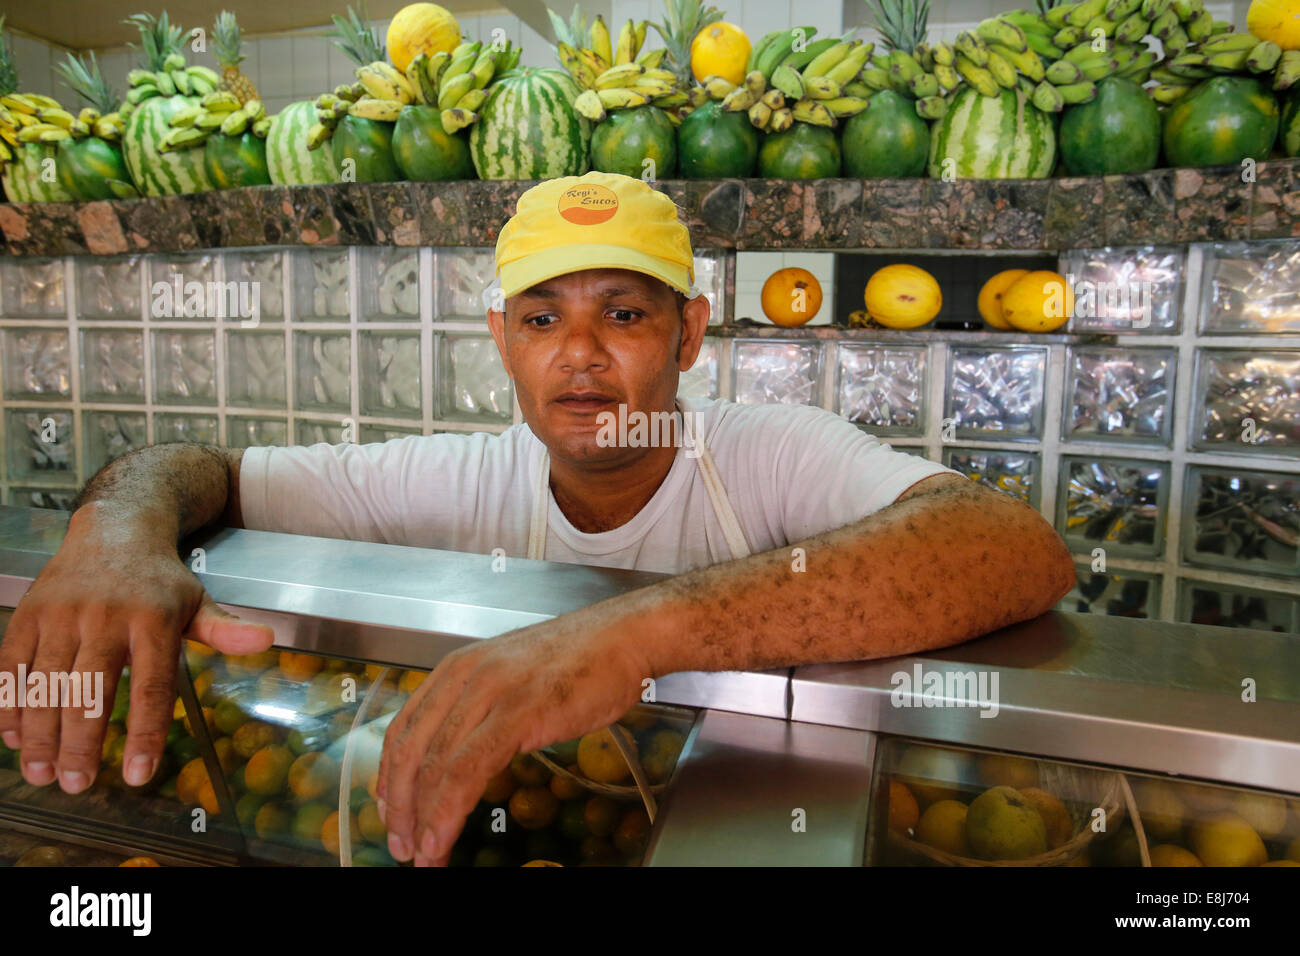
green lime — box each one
[292,802,333,847]
[213,700,247,736]
[165,720,184,747]
[172,736,200,766]
[235,793,265,828]
[546,738,581,765]
[558,800,587,841]
[254,802,290,840]
[287,726,329,756]
[349,785,371,814]
[229,764,246,793]
[353,846,398,867]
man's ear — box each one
[487,307,513,379]
[677,294,711,372]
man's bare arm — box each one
[634,473,1074,676]
[0,443,271,795]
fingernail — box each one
[388,833,412,861]
[124,755,157,787]
[23,761,53,785]
[1,732,18,749]
[420,830,438,860]
[59,770,88,794]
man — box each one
[0,172,1074,866]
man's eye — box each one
[527,314,557,328]
[610,309,638,322]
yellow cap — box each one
[494,171,694,300]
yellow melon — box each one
[1248,0,1300,51]
[864,264,942,329]
[690,22,751,85]
[387,3,461,73]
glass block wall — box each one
[1,240,1297,631]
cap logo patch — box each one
[557,184,619,225]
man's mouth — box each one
[554,391,617,412]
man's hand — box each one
[376,605,650,866]
[0,502,273,793]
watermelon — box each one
[392,105,474,181]
[267,100,339,185]
[1283,90,1300,158]
[590,106,676,179]
[1060,77,1160,176]
[841,90,929,178]
[469,67,591,180]
[1163,76,1280,169]
[675,101,758,177]
[122,93,215,196]
[2,144,74,202]
[55,136,132,200]
[928,86,1057,180]
[204,132,271,189]
[331,115,401,182]
[758,122,841,179]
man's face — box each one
[487,268,710,468]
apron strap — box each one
[526,401,752,562]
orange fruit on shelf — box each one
[641,729,685,784]
[522,859,563,867]
[254,802,290,840]
[292,802,333,848]
[864,264,942,329]
[387,3,461,74]
[321,810,361,857]
[613,806,651,857]
[577,728,633,785]
[977,753,1039,790]
[225,650,279,677]
[232,720,277,759]
[617,706,658,732]
[279,651,324,681]
[1149,844,1203,867]
[363,663,397,684]
[1260,859,1300,866]
[1000,270,1075,333]
[358,800,387,845]
[510,753,551,787]
[399,669,428,694]
[182,706,218,740]
[119,857,161,867]
[915,799,970,855]
[481,764,517,804]
[244,745,293,796]
[584,796,620,838]
[549,767,587,801]
[288,752,339,802]
[760,267,823,327]
[509,786,560,830]
[976,269,1028,330]
[212,736,238,774]
[887,779,920,836]
[176,757,211,806]
[1018,787,1073,849]
[196,778,221,816]
[1190,811,1268,867]
[690,21,751,85]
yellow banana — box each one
[803,76,842,99]
[703,75,736,99]
[615,18,637,65]
[791,98,835,127]
[597,88,652,109]
[357,66,412,104]
[36,108,76,129]
[470,53,496,90]
[437,72,475,110]
[558,42,598,89]
[441,107,477,134]
[823,96,869,118]
[635,48,667,69]
[348,97,404,122]
[634,20,648,57]
[371,61,416,99]
[574,89,607,121]
[457,88,488,113]
[590,15,613,68]
[595,63,646,89]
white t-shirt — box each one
[238,396,961,575]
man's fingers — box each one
[184,593,275,655]
[20,611,79,787]
[57,637,127,794]
[0,605,39,749]
[415,722,517,866]
[122,617,180,787]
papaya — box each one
[675,101,759,178]
[56,136,133,201]
[758,121,841,180]
[203,132,271,189]
[391,105,474,181]
[1059,76,1160,176]
[1163,76,1280,169]
[330,114,401,183]
[841,90,929,178]
[590,106,676,179]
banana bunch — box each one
[1030,38,1161,111]
[859,38,956,120]
[121,55,222,121]
[159,91,271,152]
[556,17,661,87]
[718,36,874,132]
[1152,28,1296,104]
[1035,0,1213,58]
[559,18,686,123]
[0,93,104,163]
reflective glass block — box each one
[837,344,926,436]
[223,250,285,321]
[1057,456,1168,559]
[225,330,287,408]
[945,346,1045,440]
[437,333,512,422]
[154,413,218,445]
[360,331,421,418]
[80,330,145,403]
[83,411,147,473]
[296,418,347,445]
[1060,565,1161,619]
[147,253,218,320]
[360,424,423,443]
[151,331,217,406]
[1064,346,1175,446]
[360,247,419,320]
[0,257,65,316]
[1059,246,1182,333]
[76,255,143,319]
[732,339,821,406]
[694,250,725,325]
[1178,579,1298,632]
[226,416,289,449]
[1191,349,1300,457]
[1,329,71,400]
[295,332,351,413]
[1183,466,1299,577]
[1199,240,1300,335]
[6,409,75,480]
[435,247,494,320]
[293,248,351,321]
[944,447,1039,507]
[7,487,77,510]
[679,338,719,401]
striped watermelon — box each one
[469,68,591,180]
[122,93,215,196]
[268,100,339,185]
[2,144,74,202]
[928,87,1057,180]
[1283,90,1299,158]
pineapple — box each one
[125,11,185,74]
[327,0,386,68]
[652,0,724,88]
[214,10,260,105]
[0,16,17,101]
[55,50,120,117]
[870,0,930,54]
